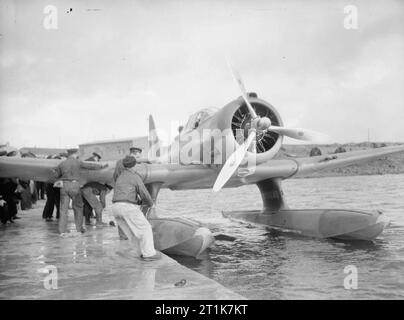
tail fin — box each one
[148,115,161,160]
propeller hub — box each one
[257,117,271,131]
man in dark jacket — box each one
[111,156,160,261]
[0,178,19,220]
[42,183,60,221]
[0,195,11,224]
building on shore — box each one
[79,136,149,161]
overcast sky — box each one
[1,0,403,148]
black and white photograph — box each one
[0,0,404,304]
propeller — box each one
[212,130,256,192]
[266,126,330,142]
[228,63,327,142]
[229,65,258,119]
[212,65,329,192]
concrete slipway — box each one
[0,200,244,300]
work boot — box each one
[96,221,108,227]
[141,251,162,261]
[118,226,129,240]
[60,232,77,238]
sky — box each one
[1,0,403,148]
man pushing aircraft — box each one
[111,155,161,261]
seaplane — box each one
[1,68,404,258]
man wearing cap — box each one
[85,152,102,162]
[113,147,142,182]
[53,148,106,236]
[111,155,161,261]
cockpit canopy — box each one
[184,108,219,131]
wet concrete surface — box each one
[0,200,243,300]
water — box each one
[158,174,404,299]
[1,174,403,299]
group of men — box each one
[0,152,47,224]
[53,148,107,235]
[0,150,50,225]
[53,147,161,261]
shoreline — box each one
[278,142,404,179]
[294,171,404,179]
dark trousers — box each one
[42,184,60,219]
[31,183,38,204]
[2,194,18,218]
[20,187,32,210]
[0,203,11,224]
[36,182,45,200]
[81,187,104,224]
[83,198,94,223]
[1,180,18,218]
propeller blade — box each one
[227,63,258,119]
[267,126,330,142]
[213,131,256,192]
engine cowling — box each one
[230,94,284,164]
[172,94,284,166]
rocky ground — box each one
[275,142,404,178]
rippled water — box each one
[159,174,404,299]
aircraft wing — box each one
[0,157,112,185]
[240,144,404,185]
[1,145,403,190]
[139,144,404,189]
[0,157,60,182]
[0,155,217,189]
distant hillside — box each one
[275,142,404,178]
